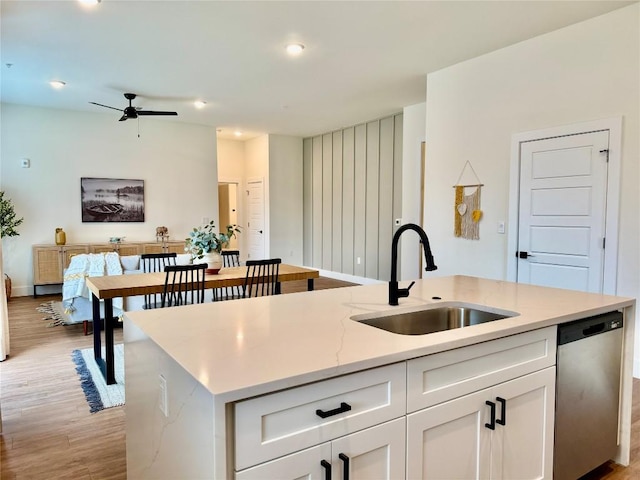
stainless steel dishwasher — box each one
[554,311,623,480]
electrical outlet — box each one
[159,374,168,417]
[21,158,30,168]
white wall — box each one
[217,138,246,179]
[268,135,303,264]
[1,103,219,296]
[217,135,304,265]
[423,5,639,372]
[217,138,247,256]
[401,102,426,281]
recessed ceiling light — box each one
[194,100,207,109]
[234,131,243,137]
[49,80,66,89]
[286,43,305,56]
[78,0,101,5]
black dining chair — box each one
[212,250,242,302]
[161,264,207,308]
[242,258,281,298]
[141,253,177,309]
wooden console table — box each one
[32,241,186,297]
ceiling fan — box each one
[89,93,178,121]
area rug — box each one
[71,344,125,413]
[37,300,74,327]
[37,299,123,330]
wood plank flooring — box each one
[1,279,638,479]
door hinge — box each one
[599,149,609,162]
[602,237,606,249]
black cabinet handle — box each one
[316,402,352,419]
[496,397,506,426]
[485,400,496,430]
[339,453,350,480]
[320,460,331,480]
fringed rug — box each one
[37,300,74,327]
[71,344,125,413]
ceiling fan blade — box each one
[136,110,178,116]
[118,115,128,122]
[89,101,123,112]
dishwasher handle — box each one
[583,322,605,337]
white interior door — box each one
[247,179,265,260]
[517,130,609,293]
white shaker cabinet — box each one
[237,417,406,480]
[407,367,555,479]
[234,362,406,477]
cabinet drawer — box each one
[407,326,556,412]
[234,362,406,470]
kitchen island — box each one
[124,275,636,479]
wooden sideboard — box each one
[32,240,186,297]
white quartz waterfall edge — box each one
[71,344,125,413]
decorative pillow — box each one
[176,254,191,266]
[119,255,140,271]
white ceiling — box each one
[1,1,633,140]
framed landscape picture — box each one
[81,177,145,223]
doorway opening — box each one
[218,182,239,250]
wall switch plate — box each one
[202,217,209,225]
[356,257,361,265]
[497,221,506,234]
[159,374,168,417]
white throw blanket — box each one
[63,252,123,315]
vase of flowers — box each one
[185,221,240,274]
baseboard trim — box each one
[315,269,385,286]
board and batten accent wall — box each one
[303,114,403,281]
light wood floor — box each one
[1,279,638,479]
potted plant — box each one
[185,221,240,274]
[0,191,24,300]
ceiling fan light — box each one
[194,100,207,109]
[49,80,66,89]
[234,131,243,137]
[286,43,305,56]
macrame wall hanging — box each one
[453,161,484,240]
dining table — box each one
[85,264,320,385]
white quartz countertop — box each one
[123,275,634,402]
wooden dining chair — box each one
[213,250,241,301]
[141,252,177,309]
[242,258,281,298]
[161,264,207,308]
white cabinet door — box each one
[331,418,405,480]
[490,367,556,480]
[236,443,332,480]
[407,367,556,480]
[236,418,405,480]
[407,388,491,479]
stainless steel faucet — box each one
[389,223,437,305]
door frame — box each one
[218,177,242,252]
[507,117,622,295]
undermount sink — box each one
[352,302,519,335]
